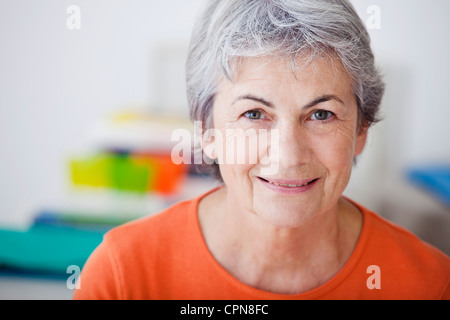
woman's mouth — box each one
[257,177,319,194]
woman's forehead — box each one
[220,55,354,99]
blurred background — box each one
[0,0,449,299]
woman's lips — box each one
[257,177,319,194]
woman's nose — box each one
[275,121,311,169]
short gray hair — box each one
[186,0,385,180]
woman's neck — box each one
[198,186,362,294]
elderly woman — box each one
[74,0,449,300]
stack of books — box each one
[0,111,195,277]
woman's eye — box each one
[311,110,334,121]
[244,110,265,120]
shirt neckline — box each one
[190,186,372,299]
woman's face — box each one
[203,55,367,228]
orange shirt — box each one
[73,188,450,300]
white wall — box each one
[0,1,449,245]
[0,0,202,226]
[351,0,450,164]
[345,0,450,211]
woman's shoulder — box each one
[362,205,449,262]
[74,193,208,300]
[348,198,447,259]
[352,200,450,298]
[88,187,222,271]
[104,196,199,249]
[107,186,222,240]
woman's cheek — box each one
[214,118,269,166]
[312,126,356,172]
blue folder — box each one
[407,165,450,208]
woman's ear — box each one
[355,126,368,157]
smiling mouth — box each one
[257,177,319,187]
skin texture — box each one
[198,55,368,294]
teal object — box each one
[0,224,104,276]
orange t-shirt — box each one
[73,188,450,300]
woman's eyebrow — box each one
[233,94,344,109]
[302,94,345,110]
[233,95,274,108]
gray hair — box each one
[186,0,385,180]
